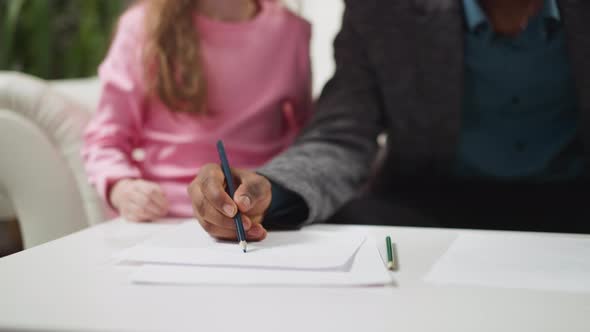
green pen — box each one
[386,236,398,271]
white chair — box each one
[0,0,344,249]
[0,73,107,248]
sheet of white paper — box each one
[116,222,367,270]
[424,233,590,293]
[101,218,185,249]
[130,239,393,287]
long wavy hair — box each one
[142,0,206,114]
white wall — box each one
[0,192,14,221]
[285,0,345,98]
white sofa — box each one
[0,75,106,248]
[0,0,344,248]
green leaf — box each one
[0,0,27,68]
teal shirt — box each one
[456,0,584,181]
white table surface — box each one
[0,219,589,332]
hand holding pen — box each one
[217,140,249,251]
[188,145,272,245]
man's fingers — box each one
[193,186,251,231]
[208,228,239,241]
[245,221,267,241]
[233,171,271,214]
[249,214,265,226]
[197,219,238,241]
[200,217,266,242]
[199,170,237,218]
[189,164,268,240]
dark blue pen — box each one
[217,140,248,253]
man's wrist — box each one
[263,180,309,230]
[267,181,291,215]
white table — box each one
[0,220,588,332]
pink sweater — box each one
[83,1,312,217]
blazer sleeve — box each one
[258,2,385,225]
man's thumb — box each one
[233,175,271,213]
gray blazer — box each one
[259,0,590,224]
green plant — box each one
[0,0,128,79]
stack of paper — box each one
[115,221,393,287]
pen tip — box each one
[239,240,248,253]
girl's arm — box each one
[82,8,146,207]
[83,84,143,207]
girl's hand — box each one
[110,179,169,222]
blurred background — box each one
[1,0,128,80]
[0,0,132,257]
[0,0,125,257]
[0,0,344,258]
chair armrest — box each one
[0,72,106,247]
[50,77,102,110]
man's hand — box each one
[188,164,272,241]
[110,179,169,222]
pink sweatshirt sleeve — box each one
[82,8,146,206]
